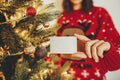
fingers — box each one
[60,52,87,60]
[73,52,87,59]
[104,42,111,51]
[60,54,72,59]
[85,40,99,59]
[85,40,110,62]
[91,40,105,62]
[74,34,90,42]
[97,42,110,57]
[73,34,111,62]
[71,52,87,60]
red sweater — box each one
[56,6,120,80]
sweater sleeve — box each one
[96,8,120,72]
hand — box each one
[60,52,87,60]
[74,34,111,62]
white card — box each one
[50,36,77,54]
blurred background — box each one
[43,0,120,80]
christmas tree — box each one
[0,0,74,80]
[0,0,60,54]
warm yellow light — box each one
[20,30,28,37]
[15,29,21,33]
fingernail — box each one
[89,55,92,58]
[101,56,104,58]
[84,55,87,58]
[95,59,99,63]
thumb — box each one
[75,52,87,59]
[74,34,90,42]
[70,52,87,60]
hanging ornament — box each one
[34,46,47,60]
[43,22,50,28]
[26,7,37,17]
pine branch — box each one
[0,0,63,80]
[0,24,24,53]
[7,52,23,56]
[30,24,59,46]
[0,0,37,10]
[36,11,60,23]
[11,57,29,80]
[37,3,54,15]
